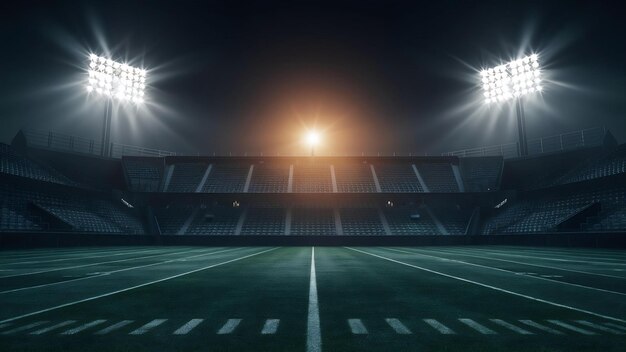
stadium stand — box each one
[248,162,289,193]
[201,163,249,193]
[334,162,377,193]
[375,163,424,193]
[2,129,625,237]
[166,162,208,192]
[293,162,333,193]
[416,162,460,192]
[123,157,164,192]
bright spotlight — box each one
[86,54,146,104]
[305,131,321,156]
[478,53,543,157]
[306,131,320,146]
[481,54,541,104]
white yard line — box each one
[384,247,626,297]
[61,319,107,335]
[129,319,167,335]
[1,248,163,267]
[0,247,241,295]
[440,248,626,280]
[261,319,280,334]
[307,247,322,352]
[423,319,455,334]
[489,319,533,334]
[94,320,134,335]
[345,247,626,324]
[518,320,563,334]
[30,320,76,335]
[347,319,368,334]
[0,248,204,279]
[217,319,241,334]
[547,320,596,335]
[385,318,412,334]
[575,320,624,334]
[0,247,277,324]
[173,319,204,335]
[1,321,48,335]
[458,318,496,334]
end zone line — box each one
[345,247,626,324]
[0,247,278,324]
[384,247,626,297]
[307,247,321,352]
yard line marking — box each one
[459,319,497,334]
[0,323,13,330]
[129,319,167,335]
[307,247,321,352]
[61,319,107,335]
[345,247,626,324]
[490,319,533,334]
[518,320,563,334]
[0,248,198,278]
[173,319,204,335]
[547,320,596,335]
[217,319,241,334]
[385,247,626,297]
[31,320,77,335]
[347,319,368,334]
[423,319,455,334]
[261,319,280,335]
[575,320,624,334]
[605,322,626,331]
[1,321,48,335]
[476,248,626,265]
[385,318,412,334]
[0,247,240,295]
[442,248,626,280]
[1,249,162,268]
[95,320,134,335]
[0,247,277,324]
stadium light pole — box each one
[481,54,542,157]
[305,131,321,156]
[86,54,146,157]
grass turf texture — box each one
[0,246,625,351]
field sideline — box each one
[0,246,625,351]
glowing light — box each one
[305,131,321,146]
[86,54,146,104]
[480,54,542,104]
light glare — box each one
[87,54,146,104]
[480,54,542,104]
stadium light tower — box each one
[86,53,146,157]
[305,130,321,156]
[481,54,542,156]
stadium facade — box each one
[1,129,625,247]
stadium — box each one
[1,1,625,351]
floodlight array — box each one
[481,54,541,104]
[87,54,146,104]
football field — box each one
[0,245,625,351]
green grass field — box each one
[0,245,625,351]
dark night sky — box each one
[0,0,624,155]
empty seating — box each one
[36,203,122,233]
[383,206,439,235]
[291,208,336,235]
[187,205,242,235]
[0,143,75,186]
[417,163,460,192]
[555,155,626,185]
[460,157,503,192]
[241,207,285,235]
[293,163,332,193]
[375,164,423,193]
[167,163,207,192]
[248,163,289,193]
[201,163,249,193]
[340,208,386,235]
[334,163,376,193]
[123,157,164,192]
[155,206,193,234]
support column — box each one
[243,164,254,193]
